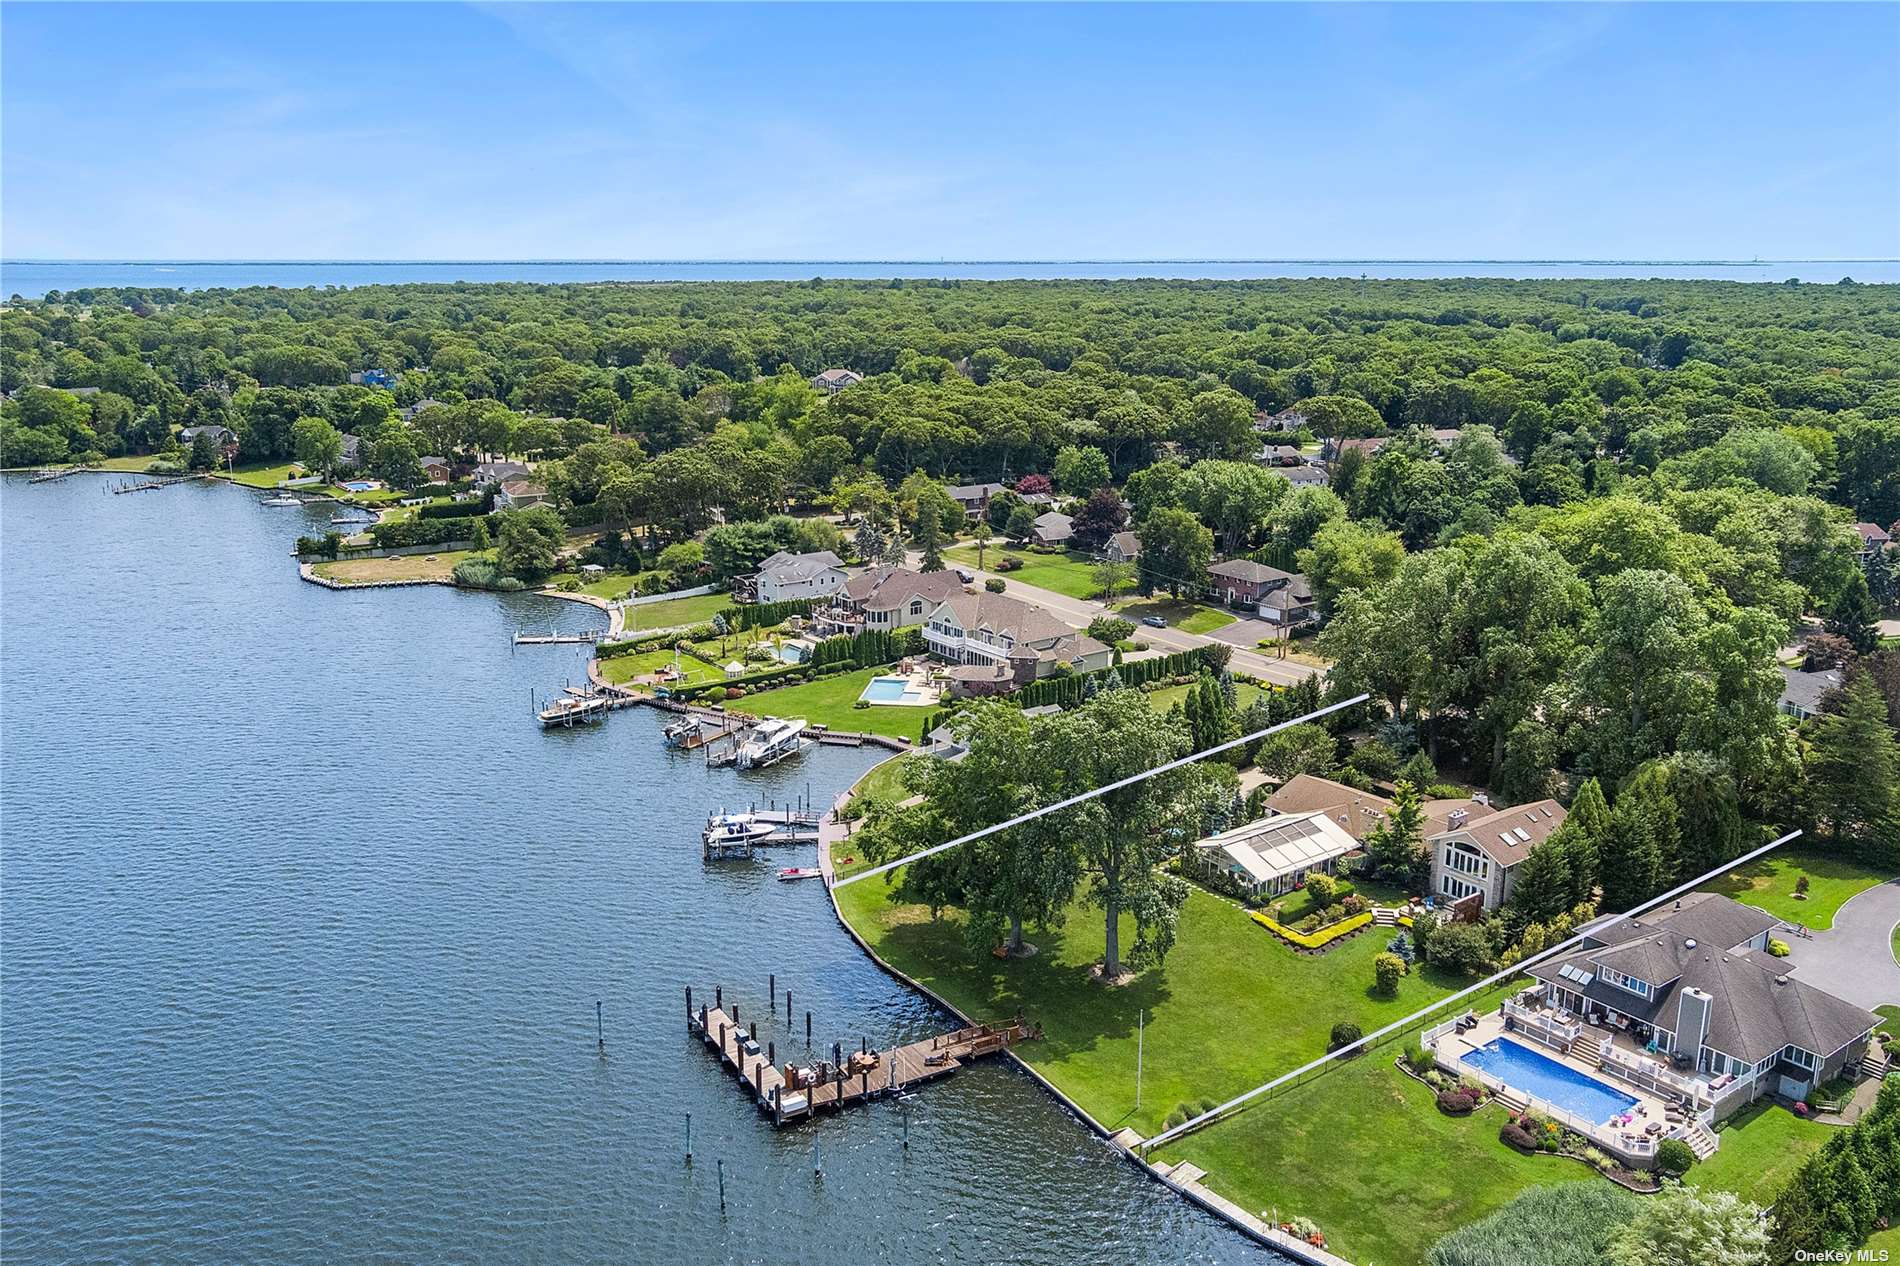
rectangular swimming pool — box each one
[1462,1037,1639,1124]
[860,676,920,703]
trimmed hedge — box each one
[1437,1087,1480,1116]
[1011,649,1214,710]
[728,597,817,630]
[418,500,483,519]
[1250,909,1374,949]
[370,515,491,548]
[595,623,721,659]
[666,659,862,702]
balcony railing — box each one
[1599,1044,1710,1105]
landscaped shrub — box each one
[1499,1121,1539,1153]
[451,558,525,591]
[1767,937,1791,957]
[1340,893,1369,916]
[1436,1087,1479,1115]
[1373,951,1407,997]
[1328,1021,1363,1053]
[984,577,1006,592]
[1302,871,1340,905]
[1654,1137,1695,1178]
[994,556,1023,572]
[1161,1097,1219,1130]
[1250,909,1373,950]
[1402,1041,1433,1074]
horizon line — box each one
[7,256,1898,267]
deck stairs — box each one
[1372,907,1404,927]
[1675,1116,1720,1160]
[1860,1050,1890,1081]
[1490,1086,1529,1115]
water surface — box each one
[0,477,1271,1263]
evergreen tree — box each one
[1824,571,1880,654]
[1807,673,1898,855]
[1506,836,1574,926]
[1599,792,1665,910]
[1365,780,1428,886]
[1668,751,1747,880]
[915,509,946,572]
[1622,761,1683,880]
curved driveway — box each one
[1782,878,1900,1011]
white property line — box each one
[1139,826,1806,1153]
[832,693,1372,890]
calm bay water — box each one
[0,476,1271,1264]
[5,258,1898,299]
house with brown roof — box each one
[810,368,863,394]
[1428,799,1568,912]
[922,591,1110,692]
[495,479,550,510]
[1206,559,1316,624]
[1253,407,1307,434]
[818,566,963,635]
[1104,531,1141,565]
[1852,522,1892,557]
[1527,893,1877,1119]
[1262,774,1394,843]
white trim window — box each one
[1782,1046,1819,1071]
[1598,967,1652,999]
[1440,874,1481,901]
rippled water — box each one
[1,477,1272,1264]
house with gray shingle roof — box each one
[748,550,846,603]
[1527,892,1878,1119]
[922,590,1110,692]
[1777,665,1843,722]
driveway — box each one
[915,551,1321,687]
[1779,878,1900,1012]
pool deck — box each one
[1432,1012,1679,1161]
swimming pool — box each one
[341,480,377,492]
[1462,1037,1638,1124]
[858,675,939,706]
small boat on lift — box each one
[662,716,700,746]
[703,812,776,848]
[777,867,823,882]
[260,494,302,507]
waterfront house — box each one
[816,565,963,635]
[337,432,367,467]
[178,424,238,459]
[1104,531,1141,565]
[1776,665,1843,722]
[947,482,1007,520]
[923,591,1110,692]
[748,550,847,604]
[1264,773,1481,848]
[417,455,452,483]
[495,479,550,510]
[1192,810,1362,898]
[809,368,863,395]
[1852,522,1892,558]
[1526,893,1878,1116]
[1205,559,1313,620]
[1427,799,1568,912]
[1031,511,1074,548]
[473,459,531,488]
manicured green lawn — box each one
[1892,924,1899,967]
[1113,597,1237,635]
[310,548,481,585]
[1152,1057,1570,1266]
[1875,1004,1899,1031]
[597,648,724,689]
[627,591,730,630]
[849,753,925,811]
[1693,1099,1841,1205]
[223,462,304,488]
[833,880,1476,1138]
[740,666,930,740]
[1145,680,1266,715]
[946,544,1104,600]
[1702,848,1894,930]
[548,569,642,600]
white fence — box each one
[1453,1057,1659,1161]
[611,583,720,611]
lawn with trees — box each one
[1702,847,1894,929]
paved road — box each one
[1780,878,1900,1012]
[920,551,1321,687]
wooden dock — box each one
[702,807,825,859]
[514,630,602,646]
[687,990,1034,1126]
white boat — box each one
[778,867,823,882]
[703,812,776,847]
[662,716,700,746]
[735,718,808,769]
[260,495,302,507]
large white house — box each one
[751,550,847,603]
[922,591,1111,692]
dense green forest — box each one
[5,277,1898,874]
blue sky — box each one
[3,2,1895,260]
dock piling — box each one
[685,986,693,1027]
[805,1011,811,1048]
[786,990,792,1024]
[813,1137,822,1177]
[596,999,605,1054]
[685,1112,692,1164]
[768,1040,775,1065]
[717,1158,726,1211]
[769,974,776,1009]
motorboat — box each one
[662,716,700,746]
[777,867,824,882]
[703,812,776,847]
[260,494,303,507]
[735,718,808,770]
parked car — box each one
[954,567,975,583]
[1142,615,1168,628]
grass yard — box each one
[1692,1098,1841,1205]
[223,462,305,488]
[1112,597,1236,635]
[1152,1057,1566,1266]
[1876,1004,1899,1030]
[597,648,725,689]
[626,591,730,631]
[311,549,481,585]
[849,753,926,812]
[832,880,1480,1138]
[947,544,1104,600]
[740,666,930,740]
[1145,679,1266,715]
[1702,848,1894,930]
[548,569,643,600]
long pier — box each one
[702,807,824,859]
[514,630,601,646]
[686,987,1034,1126]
